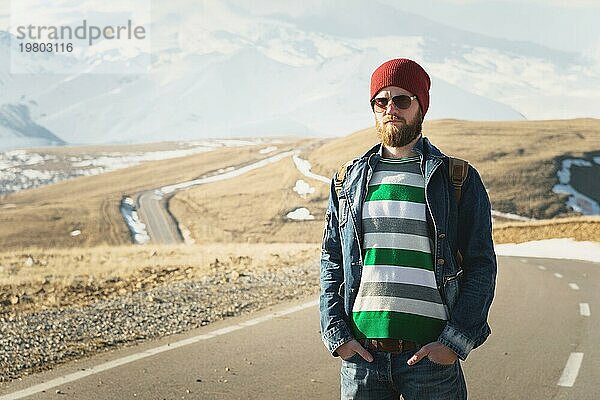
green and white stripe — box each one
[351,155,447,343]
[353,297,447,320]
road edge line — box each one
[0,298,319,400]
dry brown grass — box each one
[0,243,320,313]
[169,156,329,244]
[308,119,600,219]
[0,141,306,250]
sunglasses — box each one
[371,95,417,112]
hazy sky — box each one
[382,0,600,53]
[220,0,600,57]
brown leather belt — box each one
[358,338,421,353]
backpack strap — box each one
[334,159,357,198]
[448,157,469,204]
[448,156,469,269]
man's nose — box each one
[384,101,401,115]
[384,99,403,113]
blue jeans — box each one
[340,350,467,400]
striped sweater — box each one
[350,155,448,344]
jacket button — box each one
[437,258,445,266]
[438,233,446,239]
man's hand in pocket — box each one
[336,339,374,362]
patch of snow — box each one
[70,230,81,237]
[1,150,48,166]
[491,210,534,222]
[217,166,235,173]
[21,169,54,180]
[259,146,278,154]
[293,179,315,196]
[134,232,150,244]
[292,154,329,183]
[552,157,600,215]
[495,238,600,263]
[120,196,150,244]
[556,158,592,184]
[179,223,195,245]
[286,207,315,220]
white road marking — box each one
[557,352,584,387]
[537,265,547,270]
[579,303,591,317]
[554,273,564,279]
[569,283,580,291]
[0,299,319,400]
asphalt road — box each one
[1,255,598,399]
[137,190,181,244]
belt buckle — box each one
[377,339,403,353]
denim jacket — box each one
[319,136,497,361]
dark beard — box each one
[376,112,423,147]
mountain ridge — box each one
[1,1,597,151]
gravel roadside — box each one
[0,262,320,382]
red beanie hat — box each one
[370,58,431,117]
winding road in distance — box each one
[134,150,298,245]
[1,255,598,399]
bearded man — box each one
[319,58,497,399]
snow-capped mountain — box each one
[0,103,66,150]
[0,0,598,150]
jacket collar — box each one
[360,135,445,160]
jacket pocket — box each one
[442,270,462,311]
